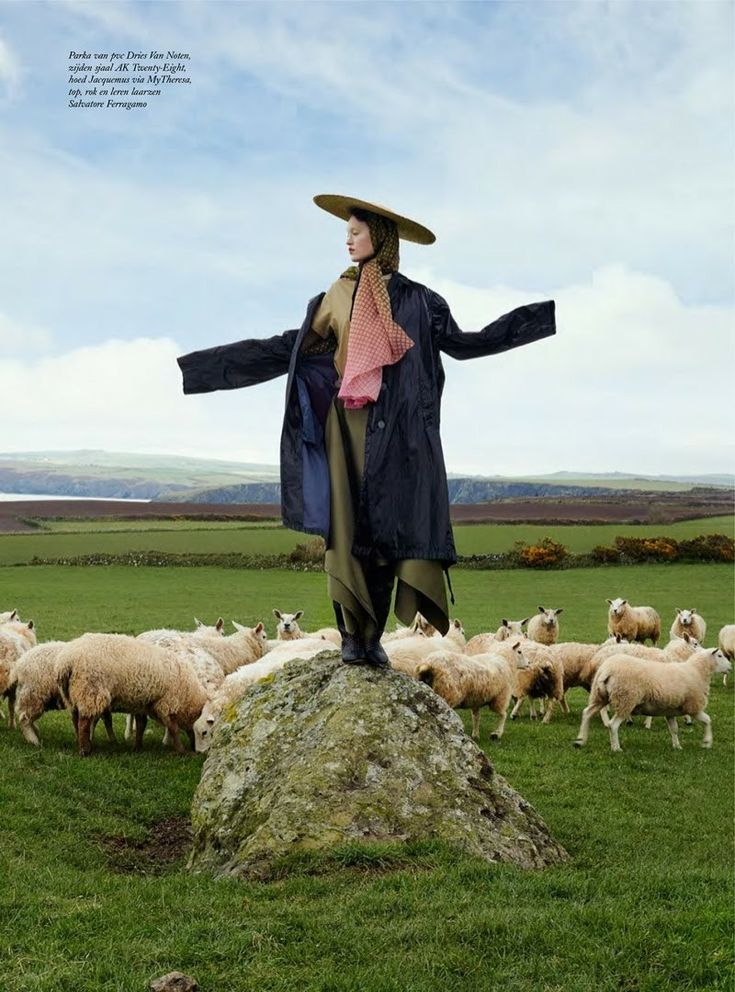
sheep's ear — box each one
[616,634,623,642]
[538,605,545,613]
[501,618,509,627]
[674,608,682,616]
[27,619,34,629]
[521,617,530,626]
[254,622,265,634]
[511,640,521,649]
[452,619,461,629]
[691,608,697,614]
[216,617,224,632]
[555,608,564,615]
[294,610,304,621]
[606,599,612,605]
[10,609,17,620]
[621,600,628,606]
[682,632,691,643]
[273,609,282,620]
[194,617,203,627]
[232,620,245,632]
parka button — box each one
[377,419,386,429]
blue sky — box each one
[0,0,733,474]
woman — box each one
[177,194,556,668]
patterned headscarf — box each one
[338,211,414,409]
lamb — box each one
[385,631,465,678]
[0,609,20,622]
[505,638,565,723]
[464,618,528,656]
[193,621,268,675]
[527,606,563,645]
[0,618,37,706]
[669,608,707,645]
[55,633,208,756]
[718,624,735,686]
[416,640,528,740]
[272,609,304,640]
[574,647,732,751]
[494,617,530,641]
[6,641,117,747]
[607,598,661,646]
[193,641,333,752]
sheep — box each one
[385,631,465,678]
[527,606,563,645]
[718,624,735,686]
[416,640,528,740]
[193,642,333,752]
[574,647,732,752]
[138,617,225,647]
[495,617,531,641]
[193,621,268,675]
[0,619,37,707]
[381,615,427,643]
[669,608,706,646]
[55,633,208,756]
[436,618,466,651]
[272,609,304,640]
[607,598,661,646]
[5,641,119,747]
[0,609,20,622]
[504,638,565,723]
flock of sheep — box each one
[0,600,733,757]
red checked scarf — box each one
[337,213,414,409]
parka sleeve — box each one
[176,327,300,395]
[429,291,556,360]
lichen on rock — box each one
[188,652,567,879]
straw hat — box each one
[313,194,436,245]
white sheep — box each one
[435,618,466,651]
[494,617,531,641]
[527,606,563,645]
[55,633,208,756]
[607,598,661,646]
[193,621,268,675]
[416,640,529,740]
[272,609,304,640]
[718,624,735,686]
[574,647,732,752]
[669,608,706,645]
[193,641,334,752]
[381,615,427,643]
[6,641,119,747]
[0,619,37,711]
[385,631,464,677]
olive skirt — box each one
[324,398,449,638]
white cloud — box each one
[0,33,21,97]
[1,266,732,475]
[0,311,51,351]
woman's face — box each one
[346,215,374,263]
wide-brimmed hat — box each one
[313,194,436,245]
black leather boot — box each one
[333,602,367,665]
[363,564,395,669]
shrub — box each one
[288,537,326,565]
[512,537,569,569]
[677,533,734,563]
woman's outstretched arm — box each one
[177,327,300,394]
[429,291,555,360]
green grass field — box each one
[1,514,732,566]
[0,560,733,991]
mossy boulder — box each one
[189,652,567,880]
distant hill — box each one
[0,450,731,503]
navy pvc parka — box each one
[177,272,556,568]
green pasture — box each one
[32,518,282,533]
[0,562,733,991]
[0,514,732,566]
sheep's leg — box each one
[6,691,15,729]
[124,714,135,741]
[70,706,80,740]
[510,697,524,720]
[574,701,604,747]
[538,698,545,717]
[77,716,93,757]
[541,698,557,725]
[490,706,508,741]
[101,710,116,742]
[560,694,570,716]
[19,718,41,746]
[665,716,681,750]
[608,713,625,752]
[723,673,728,688]
[134,714,147,752]
[683,715,693,726]
[693,710,713,749]
[643,716,653,730]
[160,716,187,755]
[186,728,196,751]
[162,728,173,747]
[471,708,481,739]
[528,700,538,720]
[599,705,611,727]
